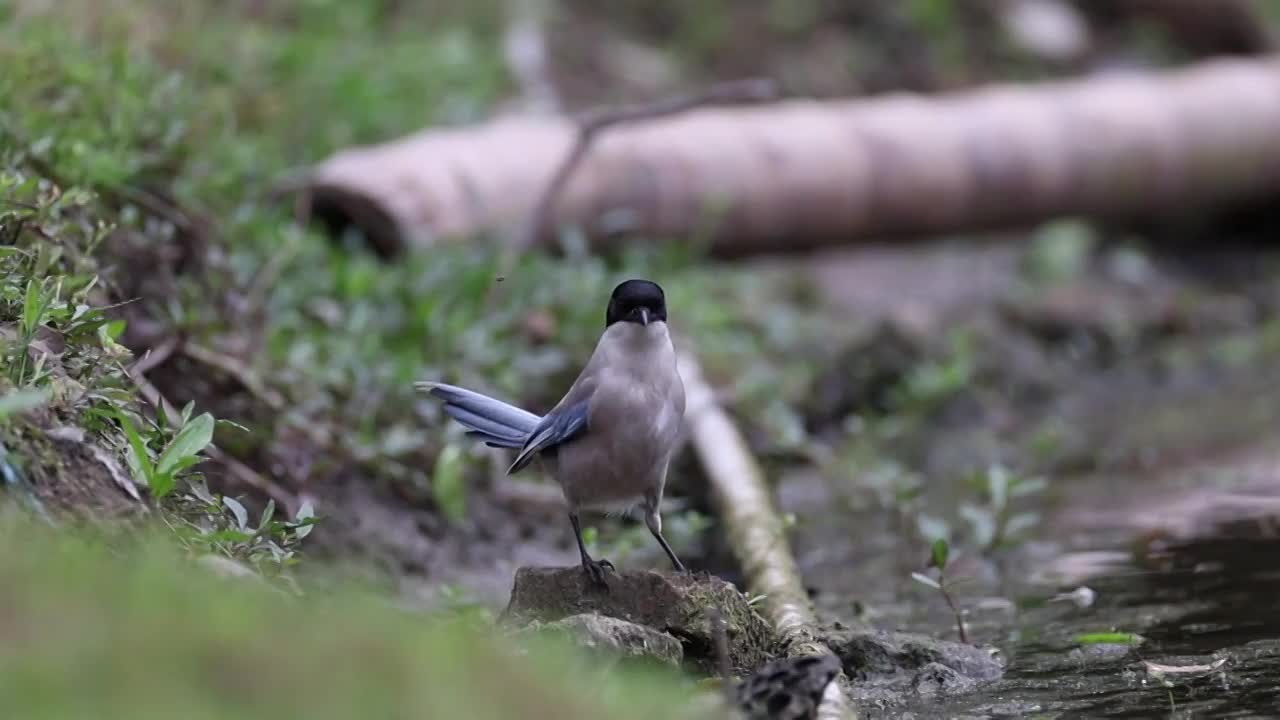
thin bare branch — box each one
[127,334,181,376]
[180,343,287,412]
[483,78,779,295]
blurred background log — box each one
[303,55,1280,257]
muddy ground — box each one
[363,229,1280,716]
[774,237,1280,716]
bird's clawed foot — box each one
[582,557,615,589]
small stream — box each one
[773,248,1280,717]
[787,462,1280,718]
[900,535,1280,718]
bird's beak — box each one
[639,307,650,326]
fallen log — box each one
[302,55,1280,257]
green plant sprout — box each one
[113,405,214,499]
[911,538,968,644]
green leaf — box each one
[432,444,466,523]
[155,412,214,478]
[148,471,177,499]
[930,538,949,570]
[215,418,251,433]
[169,455,203,473]
[22,277,43,335]
[293,500,315,539]
[150,455,200,497]
[223,496,249,530]
[115,411,156,490]
[0,389,49,421]
[1075,632,1145,646]
[258,499,276,531]
[911,571,941,590]
[181,401,194,425]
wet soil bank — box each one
[777,240,1280,715]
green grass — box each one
[0,0,832,529]
[0,513,717,720]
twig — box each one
[177,342,344,469]
[180,343,287,412]
[127,334,181,376]
[520,77,776,252]
[203,446,299,519]
[114,185,198,235]
[124,362,181,424]
[176,343,345,480]
[492,78,778,287]
[939,580,969,644]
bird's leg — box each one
[643,497,687,573]
[569,512,613,588]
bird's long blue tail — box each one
[415,381,541,449]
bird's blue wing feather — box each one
[416,381,542,449]
[443,405,528,446]
[507,401,589,474]
[468,430,526,449]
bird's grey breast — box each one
[555,323,685,509]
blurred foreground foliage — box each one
[0,512,717,720]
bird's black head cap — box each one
[606,279,667,327]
